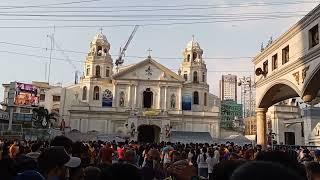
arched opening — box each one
[202,72,206,82]
[143,88,153,108]
[137,125,161,143]
[97,46,102,56]
[303,67,320,102]
[193,91,199,105]
[187,54,190,62]
[192,52,197,61]
[82,86,87,100]
[106,67,110,77]
[258,82,300,108]
[95,65,101,77]
[93,86,100,100]
[193,71,198,83]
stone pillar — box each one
[178,87,182,110]
[256,108,268,149]
[133,85,137,108]
[164,86,167,110]
[128,84,131,107]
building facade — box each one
[220,100,242,129]
[220,74,237,101]
[59,32,220,142]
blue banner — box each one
[182,95,192,110]
[102,89,113,107]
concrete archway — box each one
[137,125,161,143]
[302,65,320,103]
[258,80,301,108]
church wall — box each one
[60,86,80,127]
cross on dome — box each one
[147,48,152,58]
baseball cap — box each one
[38,146,81,171]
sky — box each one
[0,0,318,101]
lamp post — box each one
[238,76,253,118]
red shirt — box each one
[117,147,125,160]
[100,146,113,164]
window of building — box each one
[204,92,207,106]
[263,60,268,75]
[40,94,45,101]
[95,65,101,77]
[193,91,199,105]
[183,72,188,81]
[106,67,110,77]
[272,54,278,70]
[309,24,319,48]
[93,86,100,100]
[187,54,190,62]
[282,45,289,64]
[86,67,90,76]
[193,71,198,83]
[52,95,61,102]
[192,52,197,61]
[202,72,206,82]
[82,86,87,100]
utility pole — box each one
[47,25,55,83]
[238,76,254,118]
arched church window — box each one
[192,52,197,61]
[93,86,100,100]
[204,92,207,106]
[193,91,199,105]
[170,94,176,109]
[106,67,110,77]
[202,72,206,82]
[95,65,101,77]
[183,71,188,81]
[97,46,102,56]
[193,71,198,83]
[104,48,108,54]
[86,67,90,76]
[119,92,125,107]
[82,86,87,100]
[187,54,190,62]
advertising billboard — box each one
[14,82,39,106]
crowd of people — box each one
[1,136,320,180]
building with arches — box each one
[59,32,220,142]
[253,4,320,147]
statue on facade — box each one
[170,94,176,109]
[165,124,172,138]
[119,92,125,107]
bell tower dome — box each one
[83,30,113,79]
[180,36,207,84]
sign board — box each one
[0,110,9,121]
[182,95,192,110]
[14,82,39,106]
[102,89,113,107]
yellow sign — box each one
[143,110,160,116]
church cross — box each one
[192,35,195,41]
[147,48,152,58]
[99,27,103,34]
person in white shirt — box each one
[197,147,209,178]
[206,150,218,180]
[214,146,220,163]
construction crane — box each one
[115,25,139,70]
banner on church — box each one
[102,89,113,107]
[182,95,192,110]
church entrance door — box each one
[143,88,153,108]
[137,125,160,143]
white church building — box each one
[59,31,220,142]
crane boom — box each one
[115,25,139,67]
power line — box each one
[0,41,253,60]
[0,1,316,9]
[0,49,253,73]
[0,16,306,29]
[0,0,102,10]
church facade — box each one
[59,32,220,142]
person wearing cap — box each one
[38,146,81,180]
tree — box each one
[32,107,57,128]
